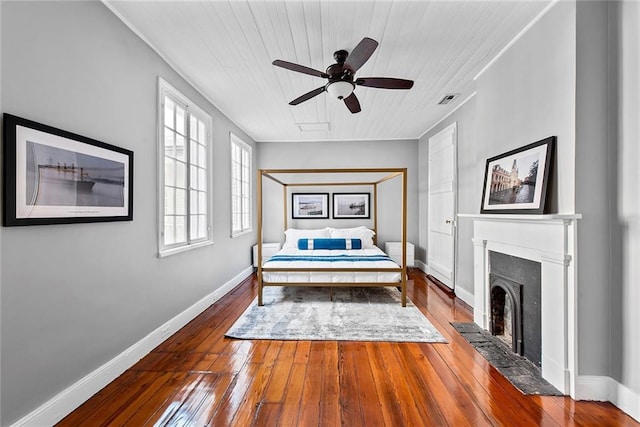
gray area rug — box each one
[452,322,563,395]
[226,286,447,343]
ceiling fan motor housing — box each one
[326,63,354,82]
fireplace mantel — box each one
[459,213,581,397]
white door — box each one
[428,123,457,289]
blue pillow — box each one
[298,238,362,250]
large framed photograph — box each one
[333,193,370,219]
[480,136,555,214]
[3,114,133,226]
[291,193,329,219]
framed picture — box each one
[333,193,370,219]
[3,114,134,226]
[291,193,329,219]
[480,136,555,214]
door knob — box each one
[445,220,452,224]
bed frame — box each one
[256,168,409,306]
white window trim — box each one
[230,132,253,238]
[157,77,213,257]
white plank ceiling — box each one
[104,0,551,142]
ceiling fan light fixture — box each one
[326,81,354,100]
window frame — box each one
[157,78,213,257]
[230,132,253,238]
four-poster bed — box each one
[256,168,409,307]
[257,168,407,307]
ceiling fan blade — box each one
[345,37,378,72]
[289,86,326,105]
[343,93,361,114]
[355,77,414,89]
[272,60,328,78]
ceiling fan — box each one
[272,37,414,114]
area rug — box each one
[225,286,447,343]
[451,322,562,395]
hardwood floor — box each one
[57,270,638,426]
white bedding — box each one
[261,246,402,283]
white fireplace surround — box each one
[459,213,581,397]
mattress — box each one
[261,246,402,283]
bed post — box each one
[401,168,408,307]
[373,183,378,245]
[283,185,288,231]
[257,169,264,306]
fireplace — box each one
[489,251,542,367]
[490,273,523,355]
[461,213,581,397]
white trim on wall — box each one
[9,266,253,427]
[415,260,474,307]
[453,285,474,308]
[473,0,560,81]
[576,376,640,423]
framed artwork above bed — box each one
[333,193,370,219]
[291,193,329,219]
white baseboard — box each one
[10,266,254,427]
[415,260,427,273]
[576,375,640,422]
[415,260,474,306]
[454,285,474,307]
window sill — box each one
[231,229,253,239]
[158,240,213,258]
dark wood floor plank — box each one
[365,342,417,427]
[319,341,341,426]
[277,363,307,427]
[366,341,427,425]
[144,372,206,426]
[55,271,639,427]
[104,371,175,425]
[391,343,448,425]
[262,359,294,402]
[338,342,365,426]
[253,402,283,426]
[297,341,326,426]
[214,360,271,425]
[402,343,477,427]
[351,341,387,426]
[55,371,140,426]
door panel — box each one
[427,123,457,288]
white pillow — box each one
[329,226,375,248]
[283,228,330,248]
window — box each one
[158,78,212,256]
[230,133,252,236]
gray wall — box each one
[575,0,614,377]
[612,0,640,396]
[258,140,419,249]
[0,2,256,424]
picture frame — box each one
[3,113,134,226]
[333,192,371,219]
[291,193,329,219]
[480,136,555,214]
